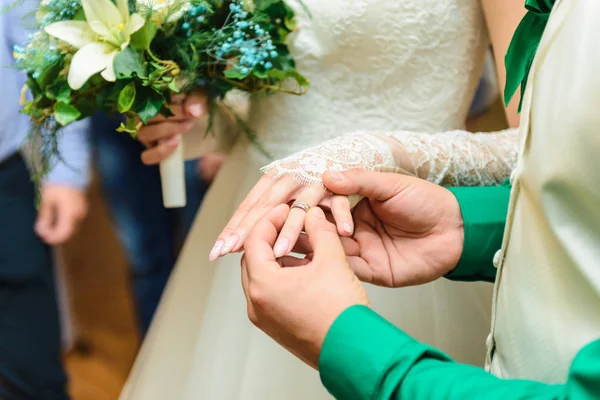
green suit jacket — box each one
[318,182,600,399]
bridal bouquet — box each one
[12,0,309,207]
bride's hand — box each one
[210,174,354,261]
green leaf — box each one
[132,87,164,123]
[284,16,296,31]
[130,20,157,51]
[168,79,181,93]
[54,101,81,126]
[46,81,71,103]
[253,69,268,79]
[73,7,85,20]
[116,117,140,137]
[117,82,137,113]
[158,104,175,119]
[37,62,62,90]
[26,76,42,97]
[113,48,146,79]
[254,0,281,11]
[224,68,250,80]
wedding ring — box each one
[291,201,311,213]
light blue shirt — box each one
[0,0,90,189]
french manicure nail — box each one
[274,238,289,257]
[209,240,224,261]
[221,235,239,255]
[189,103,203,117]
[343,222,353,234]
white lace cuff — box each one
[261,128,519,187]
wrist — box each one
[441,188,466,274]
[445,184,510,282]
[305,302,364,369]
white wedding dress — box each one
[120,1,519,399]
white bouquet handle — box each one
[159,135,186,208]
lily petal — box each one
[117,0,130,23]
[100,51,119,82]
[81,0,122,37]
[68,42,117,90]
[45,21,96,49]
[123,13,145,40]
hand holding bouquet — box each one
[13,0,309,207]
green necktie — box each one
[504,0,555,112]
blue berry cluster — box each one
[13,33,62,79]
[213,1,279,76]
[38,0,81,27]
[180,3,209,37]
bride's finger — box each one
[273,189,327,258]
[329,195,353,236]
[292,234,360,257]
[211,176,277,260]
[214,176,297,259]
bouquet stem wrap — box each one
[160,137,186,208]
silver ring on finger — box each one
[291,200,311,213]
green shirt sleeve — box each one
[445,180,512,283]
[320,305,600,400]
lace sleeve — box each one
[260,128,519,187]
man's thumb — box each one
[305,207,346,262]
[323,169,406,201]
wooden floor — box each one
[60,179,140,400]
[58,100,508,400]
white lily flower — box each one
[137,0,191,23]
[45,0,145,90]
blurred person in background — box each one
[91,111,225,334]
[0,1,91,398]
[468,50,499,118]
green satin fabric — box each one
[504,0,555,112]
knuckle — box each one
[248,284,268,308]
[271,183,292,200]
[236,204,254,216]
[220,227,236,237]
[247,307,259,326]
[237,220,256,235]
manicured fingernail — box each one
[209,240,224,261]
[274,238,289,257]
[221,235,239,255]
[167,135,180,146]
[189,103,203,117]
[343,223,353,234]
[311,207,325,219]
[327,170,343,181]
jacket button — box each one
[493,250,502,268]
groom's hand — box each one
[137,89,207,165]
[313,169,465,288]
[242,204,369,369]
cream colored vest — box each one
[487,0,600,383]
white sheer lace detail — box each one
[262,129,519,187]
[260,133,395,186]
